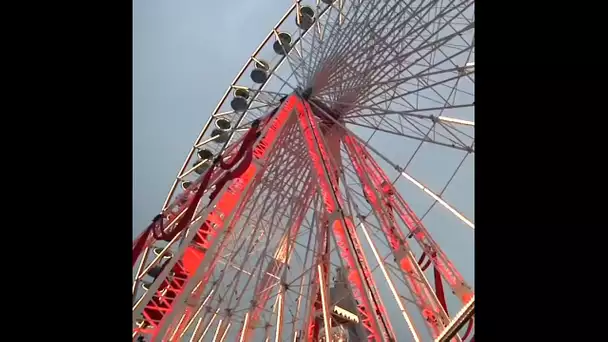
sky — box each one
[133,0,288,230]
[133,0,474,339]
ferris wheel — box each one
[132,0,475,341]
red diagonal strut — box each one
[294,96,392,341]
[343,134,452,338]
[133,94,301,342]
[346,135,473,305]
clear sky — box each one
[134,0,474,339]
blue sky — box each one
[134,0,474,339]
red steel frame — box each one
[165,105,305,340]
[294,98,394,341]
[344,135,473,306]
[133,93,473,341]
[343,134,449,338]
[343,134,473,340]
[132,94,300,341]
[166,184,255,340]
[184,132,315,342]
